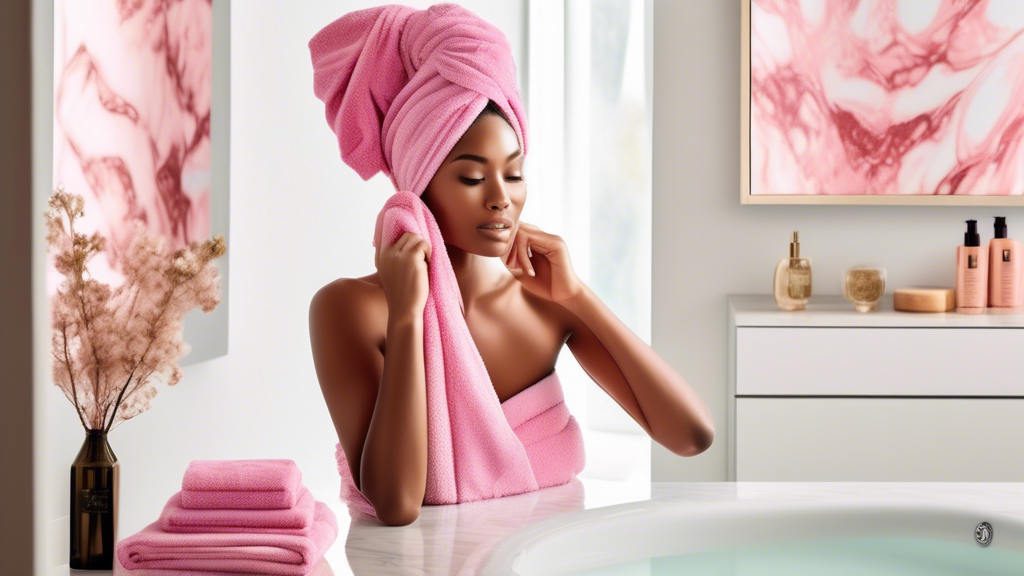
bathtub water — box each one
[479,496,1024,575]
[573,535,1023,575]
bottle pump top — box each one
[789,231,800,258]
[995,216,1007,239]
[965,220,980,247]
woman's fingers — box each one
[395,232,413,253]
[506,247,520,273]
[504,226,521,272]
[518,238,534,276]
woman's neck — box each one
[446,243,508,312]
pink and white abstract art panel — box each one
[750,0,1024,196]
[50,0,227,364]
[52,0,213,290]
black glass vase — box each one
[70,428,119,570]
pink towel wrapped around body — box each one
[181,459,303,510]
[117,500,338,576]
[159,487,316,535]
[335,368,586,520]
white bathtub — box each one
[480,484,1024,575]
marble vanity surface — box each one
[62,480,1024,575]
[729,293,1024,327]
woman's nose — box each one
[486,182,511,210]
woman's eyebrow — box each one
[451,148,522,164]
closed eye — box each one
[459,176,524,185]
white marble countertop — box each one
[728,294,1024,327]
[64,480,1024,575]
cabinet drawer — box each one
[736,397,1024,481]
[736,327,1024,396]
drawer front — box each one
[736,327,1024,396]
[736,397,1024,481]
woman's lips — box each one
[477,226,512,240]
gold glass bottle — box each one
[773,231,812,310]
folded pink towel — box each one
[159,487,316,535]
[335,369,585,520]
[181,459,302,510]
[115,556,335,576]
[117,500,338,575]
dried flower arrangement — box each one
[46,184,227,434]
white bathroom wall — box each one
[651,0,1024,481]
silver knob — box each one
[975,521,993,547]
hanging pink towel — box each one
[335,369,585,521]
[158,487,316,535]
[116,500,338,576]
[181,459,303,510]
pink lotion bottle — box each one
[956,219,988,312]
[989,216,1023,308]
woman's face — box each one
[421,113,526,258]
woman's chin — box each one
[477,245,508,258]
[445,234,510,258]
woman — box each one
[307,4,714,526]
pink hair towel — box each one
[158,487,316,535]
[308,2,527,196]
[309,3,585,517]
[181,459,303,510]
[116,500,338,575]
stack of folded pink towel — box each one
[117,459,338,575]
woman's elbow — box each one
[691,425,715,455]
[692,423,716,455]
[374,499,421,526]
[666,423,715,457]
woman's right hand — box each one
[376,232,432,318]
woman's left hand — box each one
[502,221,584,303]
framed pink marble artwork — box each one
[741,0,1024,204]
[50,0,231,364]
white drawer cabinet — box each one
[727,295,1024,481]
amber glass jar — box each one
[70,429,119,569]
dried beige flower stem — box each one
[58,323,89,431]
[47,184,226,434]
[102,282,177,433]
[104,365,138,434]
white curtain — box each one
[525,0,652,485]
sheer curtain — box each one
[524,0,652,489]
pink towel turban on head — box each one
[308,2,528,198]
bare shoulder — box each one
[308,274,389,497]
[515,281,577,344]
[309,273,387,353]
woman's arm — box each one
[308,281,427,526]
[502,224,714,457]
[562,282,715,457]
[359,312,427,524]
